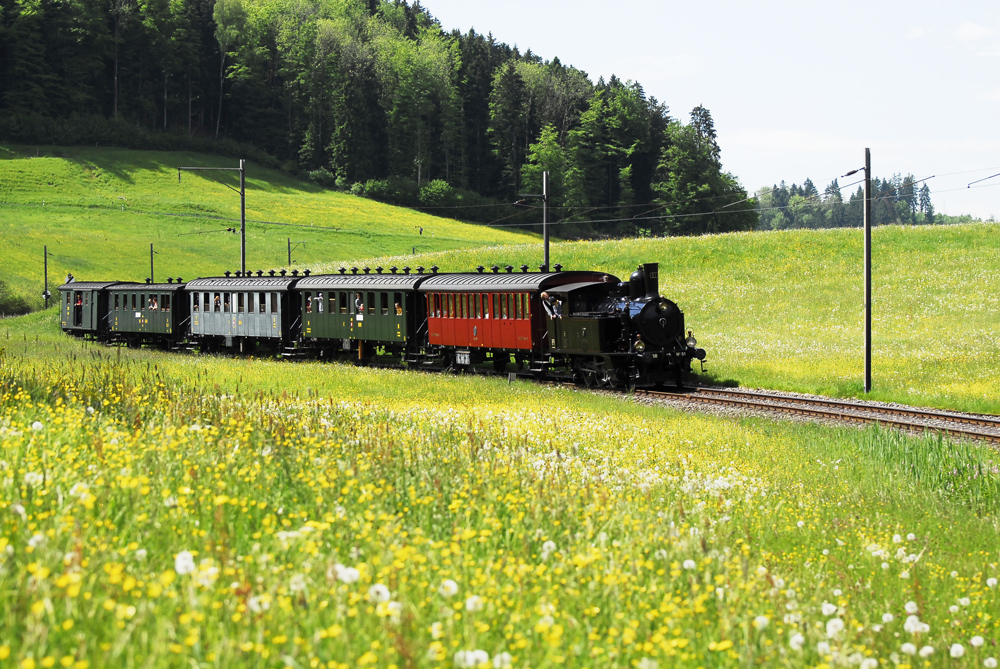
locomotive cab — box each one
[544,281,622,353]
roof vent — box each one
[431,265,439,274]
[167,278,173,284]
[375,266,383,274]
[390,266,398,274]
[351,267,359,275]
[554,263,563,272]
[476,265,485,274]
[520,264,529,273]
[505,265,513,273]
[291,269,299,276]
[257,270,264,277]
[303,269,311,276]
[224,271,231,278]
[539,264,548,272]
[176,277,182,283]
[269,270,276,276]
[491,265,500,274]
[403,266,411,275]
[280,269,287,276]
[338,267,346,275]
[363,266,371,274]
[236,271,243,277]
[416,266,424,274]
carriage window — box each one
[446,294,453,318]
[316,292,324,313]
[304,292,312,314]
[501,294,508,319]
[515,293,522,319]
[271,292,279,314]
[140,294,146,311]
[337,292,346,314]
[367,292,375,315]
[114,294,120,310]
[380,292,388,316]
[394,292,403,316]
[212,293,220,312]
[163,294,170,312]
[191,293,198,311]
[259,293,266,313]
[523,293,530,319]
[203,293,210,312]
[84,293,89,307]
[431,294,439,317]
[223,293,231,313]
[237,293,245,313]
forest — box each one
[755,175,940,230]
[0,0,759,236]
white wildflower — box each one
[827,618,845,637]
[753,615,769,630]
[465,595,484,612]
[919,646,934,658]
[439,579,459,597]
[368,583,391,603]
[492,652,513,668]
[901,643,917,655]
[174,551,195,575]
[790,633,805,651]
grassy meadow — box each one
[1,311,999,669]
[2,146,1000,668]
[0,145,535,308]
[329,223,1000,415]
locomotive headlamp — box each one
[657,301,670,313]
[634,339,646,353]
[685,329,697,348]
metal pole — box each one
[288,238,291,266]
[864,148,872,393]
[542,170,550,270]
[240,159,246,275]
[44,245,49,309]
[150,243,154,283]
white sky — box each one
[425,0,1000,219]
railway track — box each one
[635,387,1000,445]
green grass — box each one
[1,310,998,669]
[339,224,999,415]
[0,145,535,308]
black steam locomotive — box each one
[57,262,706,388]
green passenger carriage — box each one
[105,281,189,347]
[294,271,424,360]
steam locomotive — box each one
[57,262,706,388]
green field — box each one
[0,311,998,669]
[2,148,999,668]
[331,224,999,415]
[0,146,535,309]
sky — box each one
[423,0,1000,219]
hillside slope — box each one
[349,223,999,413]
[0,145,536,308]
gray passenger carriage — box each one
[293,271,425,358]
[186,276,298,351]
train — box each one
[57,262,706,388]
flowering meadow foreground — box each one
[1,329,999,668]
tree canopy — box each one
[0,0,757,236]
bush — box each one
[307,167,337,188]
[0,281,32,316]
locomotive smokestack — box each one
[643,262,659,299]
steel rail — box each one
[636,387,1000,445]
